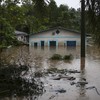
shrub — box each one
[50,54,73,61]
[50,54,62,60]
[0,64,44,97]
[63,54,73,60]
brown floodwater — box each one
[0,46,100,100]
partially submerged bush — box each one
[50,54,62,60]
[63,54,73,60]
[50,54,73,61]
[0,64,44,97]
[34,71,43,77]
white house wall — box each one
[16,35,27,43]
[29,29,80,47]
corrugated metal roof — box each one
[15,31,27,35]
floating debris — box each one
[70,82,76,85]
[52,77,61,80]
[46,68,80,75]
[67,77,76,80]
[70,81,88,86]
[68,70,80,73]
[49,95,56,100]
[52,75,76,81]
[55,89,66,93]
[86,86,100,96]
[77,81,88,85]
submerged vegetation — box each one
[63,54,73,60]
[50,54,62,60]
[50,54,73,61]
[0,62,44,97]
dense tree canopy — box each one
[0,0,81,33]
[0,0,100,47]
[0,0,81,48]
[0,17,15,47]
[86,0,100,45]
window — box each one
[67,41,76,47]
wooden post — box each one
[81,0,85,70]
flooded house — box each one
[29,27,80,47]
[14,31,28,43]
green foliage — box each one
[20,0,81,33]
[32,0,48,19]
[0,0,25,48]
[50,54,73,61]
[0,64,44,97]
[63,54,73,60]
[86,0,100,46]
[0,17,15,48]
[50,54,62,60]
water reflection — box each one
[77,71,89,100]
[1,46,80,65]
[1,46,30,66]
[49,46,57,51]
[86,46,100,60]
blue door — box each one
[34,42,38,47]
[50,41,56,47]
[67,41,76,47]
[41,41,44,47]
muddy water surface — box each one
[1,46,100,100]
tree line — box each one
[0,0,81,47]
[0,0,100,47]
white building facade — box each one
[15,31,28,43]
[29,27,80,47]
